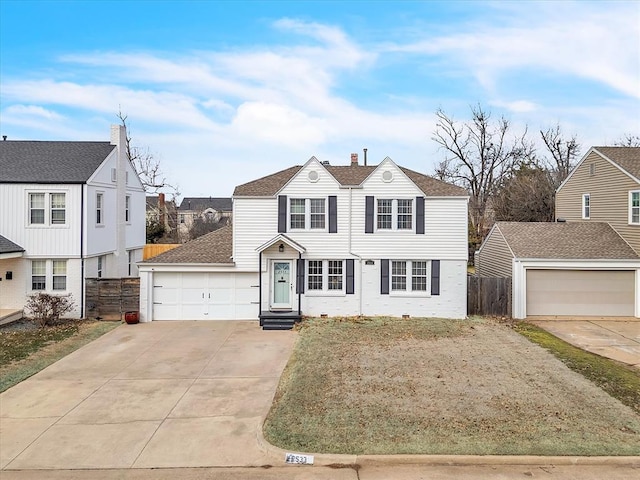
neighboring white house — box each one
[0,125,146,319]
[139,154,469,325]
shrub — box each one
[25,293,76,328]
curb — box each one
[256,425,640,468]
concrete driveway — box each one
[1,321,297,470]
[530,318,640,368]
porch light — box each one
[278,243,284,252]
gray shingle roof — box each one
[0,141,116,183]
[593,146,640,181]
[143,226,233,264]
[178,197,232,212]
[233,163,467,197]
[494,222,639,260]
[0,234,24,254]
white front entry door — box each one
[271,261,292,309]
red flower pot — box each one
[124,311,139,324]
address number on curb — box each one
[285,453,314,464]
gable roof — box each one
[0,141,116,183]
[178,197,232,212]
[233,162,466,197]
[593,146,640,181]
[0,234,24,254]
[493,221,639,260]
[142,225,233,264]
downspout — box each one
[348,187,363,315]
[258,251,262,323]
[298,251,302,316]
[80,183,85,318]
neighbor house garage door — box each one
[153,272,258,320]
[526,269,634,317]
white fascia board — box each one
[514,258,640,269]
[138,263,236,273]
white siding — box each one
[0,183,83,256]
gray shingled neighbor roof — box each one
[0,141,116,183]
[233,163,466,197]
[0,234,25,254]
[143,226,233,264]
[593,146,640,181]
[178,197,232,212]
[494,222,639,260]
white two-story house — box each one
[138,154,469,326]
[0,125,146,320]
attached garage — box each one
[526,269,635,317]
[153,272,258,320]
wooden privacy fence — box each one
[85,278,140,320]
[143,244,181,260]
[467,275,512,317]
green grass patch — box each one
[0,320,120,392]
[514,321,640,414]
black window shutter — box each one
[380,259,389,294]
[431,260,440,296]
[416,196,425,234]
[296,258,305,294]
[365,196,374,233]
[329,196,337,233]
[278,195,287,233]
[346,259,354,294]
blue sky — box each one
[1,0,639,197]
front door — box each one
[271,261,292,309]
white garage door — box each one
[526,269,635,317]
[153,272,258,320]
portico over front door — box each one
[271,260,292,310]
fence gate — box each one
[85,278,140,320]
[467,276,512,317]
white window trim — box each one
[96,192,105,226]
[582,193,590,220]
[305,259,346,296]
[125,195,131,224]
[289,198,327,232]
[30,259,68,293]
[375,198,414,232]
[630,190,640,225]
[389,260,430,297]
[26,190,68,228]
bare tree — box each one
[540,123,580,188]
[492,165,555,223]
[432,104,535,244]
[117,111,180,196]
[612,134,640,147]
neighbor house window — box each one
[390,260,429,293]
[179,214,185,224]
[307,260,345,292]
[97,255,104,278]
[52,260,67,290]
[582,194,590,219]
[631,191,640,225]
[96,193,104,225]
[50,193,66,224]
[31,260,46,290]
[125,195,131,223]
[29,193,45,224]
[377,199,413,230]
[128,250,134,276]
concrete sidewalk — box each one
[1,321,297,470]
[530,318,640,368]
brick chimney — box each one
[351,153,358,166]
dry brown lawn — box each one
[263,317,640,455]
